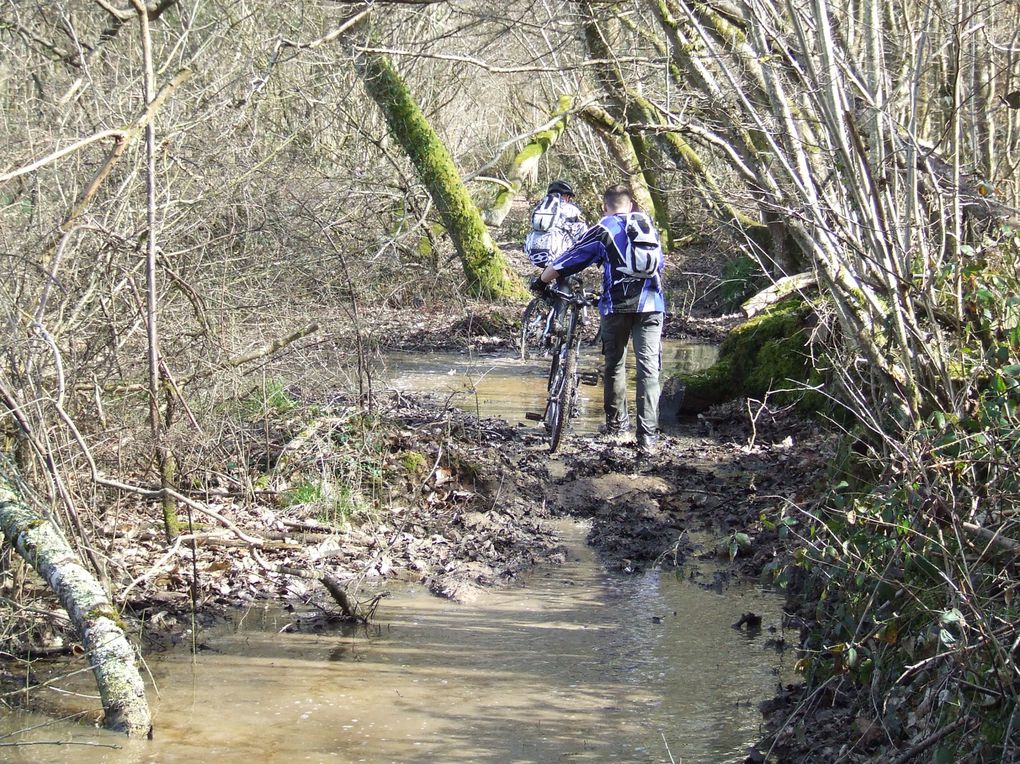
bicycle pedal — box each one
[524,412,544,422]
[578,371,601,385]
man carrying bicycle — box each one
[530,184,665,454]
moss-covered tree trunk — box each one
[581,0,773,253]
[482,95,574,226]
[580,5,674,244]
[355,50,526,300]
[0,474,151,736]
[663,298,816,416]
[579,104,659,216]
[652,0,802,271]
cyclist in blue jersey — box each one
[529,184,665,453]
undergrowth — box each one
[770,231,1020,761]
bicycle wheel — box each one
[543,299,575,389]
[518,298,549,360]
[548,347,578,453]
[545,332,562,390]
[544,349,566,439]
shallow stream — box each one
[383,340,717,435]
[0,342,791,764]
[2,523,787,764]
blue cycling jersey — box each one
[549,213,665,315]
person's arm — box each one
[545,224,607,283]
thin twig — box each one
[887,718,970,764]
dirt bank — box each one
[114,382,829,629]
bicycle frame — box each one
[541,278,600,452]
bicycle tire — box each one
[549,294,581,389]
[519,297,548,360]
[547,306,581,453]
[542,328,569,437]
[549,347,578,453]
[545,331,562,390]
[544,350,566,441]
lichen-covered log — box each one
[355,49,526,301]
[482,95,574,226]
[0,473,151,736]
[663,298,819,415]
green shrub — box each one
[282,479,323,507]
[719,254,765,310]
[235,379,299,420]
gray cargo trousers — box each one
[600,311,663,439]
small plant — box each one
[719,254,764,310]
[727,531,753,560]
[235,379,299,420]
[261,381,299,415]
[282,479,323,507]
[316,484,369,528]
[281,478,369,529]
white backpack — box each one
[530,193,562,232]
[524,194,568,266]
[618,211,663,279]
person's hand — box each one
[529,275,549,296]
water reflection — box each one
[0,524,787,764]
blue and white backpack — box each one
[531,193,562,232]
[618,211,663,279]
[524,194,568,267]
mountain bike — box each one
[526,276,601,453]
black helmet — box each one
[547,180,574,196]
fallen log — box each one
[0,473,151,736]
[741,272,817,318]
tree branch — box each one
[1,68,192,185]
[353,46,658,74]
[225,322,321,368]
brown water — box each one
[0,523,788,764]
[383,340,716,435]
[0,343,790,763]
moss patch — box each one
[399,450,427,476]
[87,606,128,633]
[673,298,815,413]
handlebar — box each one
[547,277,600,308]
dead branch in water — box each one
[251,550,387,622]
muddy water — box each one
[1,343,789,763]
[1,523,787,763]
[383,340,716,435]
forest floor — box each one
[3,244,858,761]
